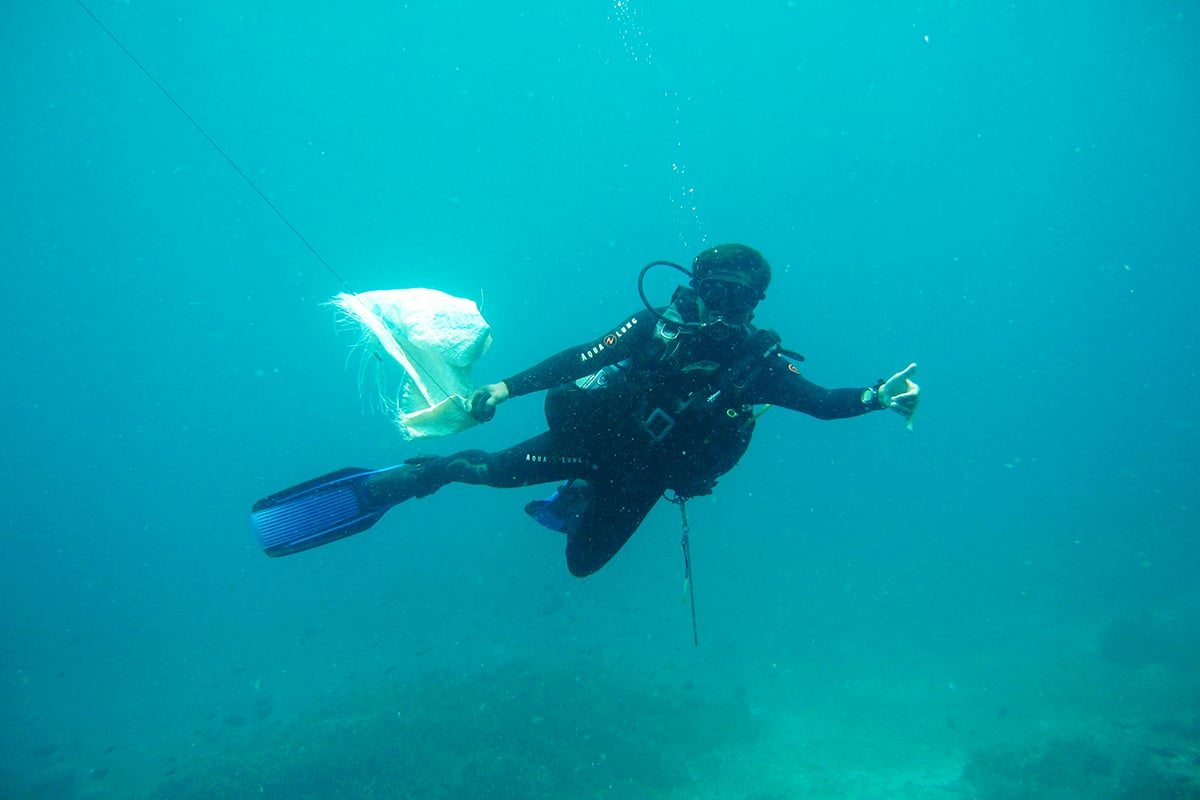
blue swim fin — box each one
[524,480,593,535]
[250,466,401,557]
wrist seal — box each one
[862,379,888,410]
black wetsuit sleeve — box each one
[502,310,656,398]
[748,357,879,420]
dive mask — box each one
[695,278,762,316]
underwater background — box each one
[2,1,1198,798]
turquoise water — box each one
[2,2,1198,798]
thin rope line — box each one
[73,0,355,295]
[75,0,478,405]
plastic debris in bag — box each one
[333,288,492,439]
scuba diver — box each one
[251,243,920,577]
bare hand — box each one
[880,363,920,430]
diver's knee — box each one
[565,543,607,578]
[566,555,600,578]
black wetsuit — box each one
[426,303,880,576]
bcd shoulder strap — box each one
[726,327,783,393]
